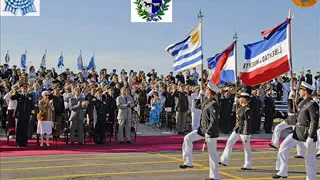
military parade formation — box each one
[0,64,319,180]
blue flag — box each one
[40,51,46,67]
[4,51,10,63]
[21,52,27,69]
[86,54,96,71]
[77,52,83,70]
[57,52,64,68]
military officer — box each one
[264,88,275,133]
[269,88,305,158]
[219,92,252,170]
[273,82,319,179]
[92,88,108,144]
[313,91,320,157]
[179,81,220,180]
[10,83,33,147]
[85,88,96,139]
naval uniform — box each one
[275,97,319,179]
[10,93,33,146]
[270,91,305,157]
[220,104,252,169]
[92,96,108,144]
[181,97,220,179]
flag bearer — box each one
[179,81,220,180]
[219,92,252,170]
[273,82,319,179]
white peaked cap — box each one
[300,81,315,91]
[239,92,250,98]
[207,81,219,93]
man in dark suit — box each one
[173,84,188,134]
[10,83,33,147]
[273,82,319,179]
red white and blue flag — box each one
[207,41,236,86]
[241,19,291,86]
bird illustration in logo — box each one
[3,0,36,16]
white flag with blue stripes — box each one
[166,23,203,72]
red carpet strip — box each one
[0,136,275,157]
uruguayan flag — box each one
[166,23,203,72]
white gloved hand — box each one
[306,137,314,155]
[200,89,205,95]
[289,90,295,99]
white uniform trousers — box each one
[182,130,220,179]
[220,131,252,168]
[182,130,204,166]
[271,121,306,156]
[317,129,320,155]
[206,135,220,179]
[191,109,201,131]
[276,133,317,180]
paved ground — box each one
[1,149,319,180]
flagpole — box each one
[197,9,207,152]
[198,9,204,91]
[287,10,297,115]
[233,32,239,116]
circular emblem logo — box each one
[292,0,318,8]
[134,0,171,22]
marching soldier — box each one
[219,92,252,170]
[10,83,33,147]
[273,82,319,179]
[92,88,108,144]
[269,88,305,158]
[179,82,220,180]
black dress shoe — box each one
[272,174,287,179]
[294,155,304,159]
[218,162,227,166]
[205,178,220,180]
[179,165,193,169]
[119,141,124,144]
[127,141,131,144]
[268,143,279,150]
[241,167,252,170]
[78,142,84,145]
[316,154,320,158]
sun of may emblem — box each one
[3,0,37,16]
[134,0,171,22]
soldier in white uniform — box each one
[179,82,220,180]
[273,82,319,179]
[191,86,201,131]
[269,89,306,158]
[219,92,252,170]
